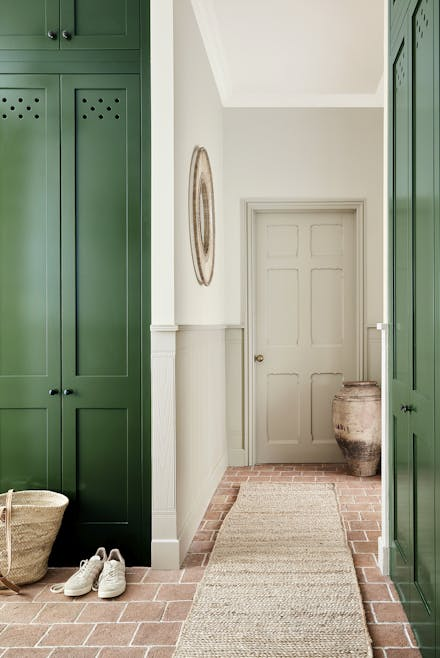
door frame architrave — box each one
[242,199,365,466]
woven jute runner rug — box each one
[174,482,373,657]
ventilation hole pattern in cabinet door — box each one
[77,91,124,121]
[0,94,43,120]
[395,48,406,88]
[415,0,429,49]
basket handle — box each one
[0,490,20,594]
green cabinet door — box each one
[390,31,413,612]
[409,0,436,652]
[390,1,437,655]
[0,0,139,51]
[0,75,61,491]
[60,0,139,50]
[59,74,144,564]
[0,1,59,50]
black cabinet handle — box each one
[47,31,57,40]
[62,30,72,40]
[63,388,74,396]
[400,404,414,413]
[48,389,59,396]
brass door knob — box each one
[254,354,264,363]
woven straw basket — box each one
[0,489,69,593]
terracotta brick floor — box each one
[0,464,421,657]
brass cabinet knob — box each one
[254,354,264,363]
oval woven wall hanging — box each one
[188,146,215,286]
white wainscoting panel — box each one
[367,325,382,384]
[227,325,382,465]
[176,326,228,562]
[226,328,246,466]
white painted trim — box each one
[150,325,179,333]
[378,321,390,575]
[150,327,180,569]
[150,0,175,325]
[243,199,366,466]
[178,324,228,332]
[229,448,247,467]
[151,540,180,571]
[378,535,390,575]
[222,93,384,109]
[379,0,390,578]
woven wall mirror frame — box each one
[188,146,215,286]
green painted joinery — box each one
[0,1,59,50]
[389,0,438,654]
[60,75,142,563]
[0,0,150,565]
[0,0,138,50]
[0,75,61,492]
[60,0,139,50]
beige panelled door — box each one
[254,211,358,463]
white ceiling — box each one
[191,0,384,108]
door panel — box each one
[255,210,357,463]
[390,34,413,610]
[60,75,143,563]
[409,0,435,650]
[0,0,59,50]
[60,0,139,50]
[0,75,61,491]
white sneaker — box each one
[96,548,126,599]
[51,547,107,597]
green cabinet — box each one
[0,0,139,50]
[390,0,439,654]
[0,73,146,564]
[0,0,150,565]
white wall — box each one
[174,0,225,325]
[173,0,228,561]
[150,0,228,568]
[224,108,383,326]
[151,0,175,326]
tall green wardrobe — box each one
[389,0,439,654]
[0,1,151,565]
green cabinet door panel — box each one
[390,35,412,610]
[390,0,438,655]
[60,0,139,50]
[409,0,435,651]
[0,1,139,51]
[0,0,59,50]
[60,74,143,564]
[0,75,61,491]
[390,0,412,40]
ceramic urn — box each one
[332,381,381,477]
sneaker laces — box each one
[50,558,100,593]
[92,561,120,591]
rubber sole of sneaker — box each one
[98,584,126,599]
[63,584,93,597]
